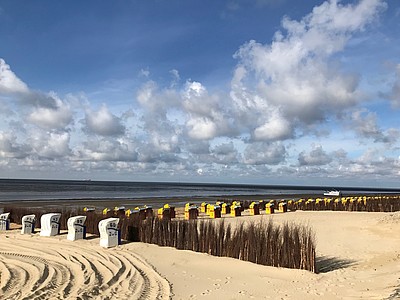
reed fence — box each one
[2,205,316,272]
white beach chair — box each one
[0,212,10,230]
[98,218,120,248]
[67,216,87,241]
[21,214,36,234]
[40,213,61,237]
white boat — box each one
[323,189,341,196]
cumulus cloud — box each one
[253,111,292,141]
[0,132,30,159]
[243,142,286,165]
[210,142,239,164]
[170,69,180,87]
[231,0,386,140]
[351,109,399,143]
[186,117,218,140]
[27,95,73,130]
[348,148,400,177]
[0,59,29,94]
[183,81,232,140]
[84,104,125,136]
[75,138,137,162]
[30,132,71,159]
[298,145,332,166]
[388,64,400,108]
[135,80,183,157]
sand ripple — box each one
[0,233,171,300]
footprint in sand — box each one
[201,289,211,296]
[213,283,221,289]
[238,290,255,298]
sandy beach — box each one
[0,210,399,299]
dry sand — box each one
[0,210,399,299]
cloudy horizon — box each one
[1,0,400,187]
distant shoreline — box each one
[1,177,400,192]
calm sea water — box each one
[0,179,399,205]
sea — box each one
[0,178,399,208]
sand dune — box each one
[0,211,399,299]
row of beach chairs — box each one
[0,212,121,248]
[92,200,289,223]
[159,200,288,220]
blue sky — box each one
[0,0,400,187]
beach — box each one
[0,209,399,299]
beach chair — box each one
[158,205,172,220]
[99,218,120,248]
[67,216,87,241]
[200,202,208,213]
[208,205,221,219]
[278,201,287,213]
[249,202,260,215]
[40,213,61,237]
[184,205,198,220]
[221,203,231,214]
[230,204,241,217]
[21,214,36,234]
[114,206,126,217]
[83,207,95,213]
[265,203,274,214]
[0,212,10,230]
[164,204,176,218]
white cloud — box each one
[232,0,386,138]
[27,94,73,130]
[388,64,400,108]
[151,133,180,153]
[75,138,137,162]
[186,117,218,140]
[210,142,239,164]
[183,81,232,140]
[139,68,150,78]
[84,104,125,136]
[137,80,180,114]
[298,145,332,166]
[253,111,292,141]
[351,109,399,143]
[0,58,29,94]
[135,80,183,156]
[243,142,286,165]
[0,131,30,158]
[30,132,71,159]
[169,69,180,87]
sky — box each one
[0,0,400,187]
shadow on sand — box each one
[316,256,356,273]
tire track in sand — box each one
[0,232,171,300]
